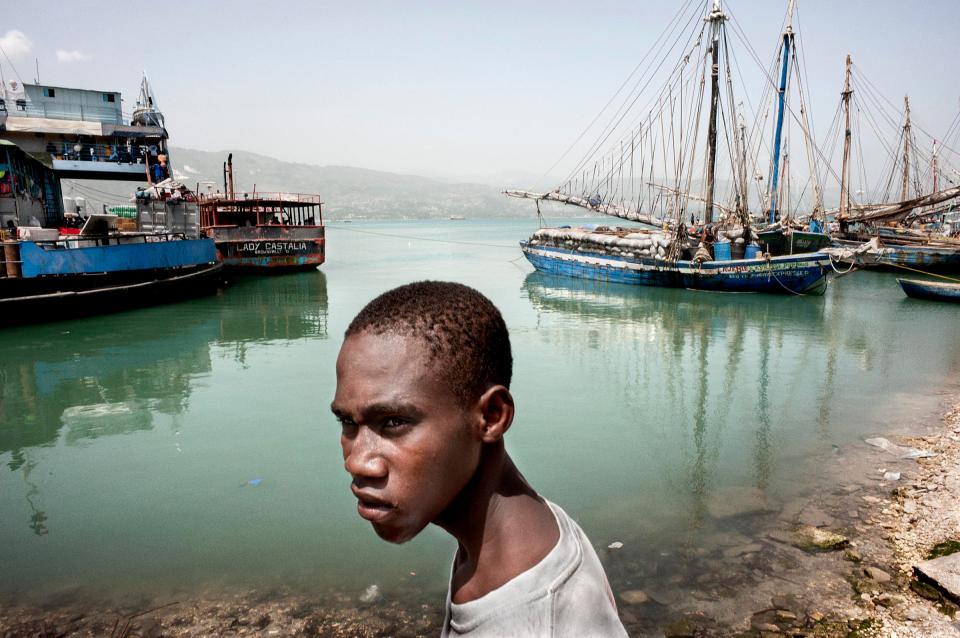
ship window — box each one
[102,93,115,103]
[43,87,55,98]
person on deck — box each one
[331,282,628,638]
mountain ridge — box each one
[169,147,534,219]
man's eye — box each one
[383,417,408,430]
[337,416,357,430]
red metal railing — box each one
[199,192,322,205]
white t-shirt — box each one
[441,500,628,638]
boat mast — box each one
[768,0,796,224]
[703,0,726,225]
[737,114,749,222]
[900,96,912,202]
[838,54,853,218]
[932,140,939,194]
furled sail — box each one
[843,185,960,224]
[504,189,673,228]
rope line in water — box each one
[885,262,960,283]
[828,256,858,276]
[326,224,519,250]
[766,263,806,296]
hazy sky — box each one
[3,1,958,185]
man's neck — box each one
[436,445,561,604]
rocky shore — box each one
[3,401,960,638]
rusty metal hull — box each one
[207,226,325,272]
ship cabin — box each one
[198,193,323,229]
[0,78,169,183]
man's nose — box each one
[343,427,388,478]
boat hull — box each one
[897,278,960,303]
[521,243,829,295]
[832,238,960,274]
[0,262,224,325]
[208,226,325,273]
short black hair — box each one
[345,281,512,404]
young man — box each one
[331,281,627,637]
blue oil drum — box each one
[744,243,760,259]
[712,241,731,261]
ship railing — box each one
[3,101,123,125]
[47,141,166,166]
[199,192,322,205]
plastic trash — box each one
[359,584,381,603]
[246,478,264,487]
[607,541,624,550]
[864,437,936,459]
[883,471,901,481]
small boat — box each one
[897,278,960,303]
[197,155,325,273]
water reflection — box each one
[217,272,329,343]
[0,271,330,536]
[0,318,217,465]
[521,273,844,531]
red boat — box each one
[198,191,325,273]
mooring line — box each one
[885,262,960,283]
[327,224,519,250]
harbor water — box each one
[2,218,959,610]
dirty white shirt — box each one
[441,500,628,638]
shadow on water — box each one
[0,271,329,539]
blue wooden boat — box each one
[897,278,960,303]
[521,238,829,295]
[507,2,842,297]
[832,238,960,274]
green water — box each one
[1,218,959,607]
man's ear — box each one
[475,385,514,443]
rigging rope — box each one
[327,224,519,250]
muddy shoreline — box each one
[3,397,960,638]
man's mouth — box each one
[352,489,397,523]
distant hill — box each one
[167,148,535,219]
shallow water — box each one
[1,218,959,608]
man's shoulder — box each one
[444,500,627,637]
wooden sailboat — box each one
[830,69,960,272]
[508,0,833,295]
